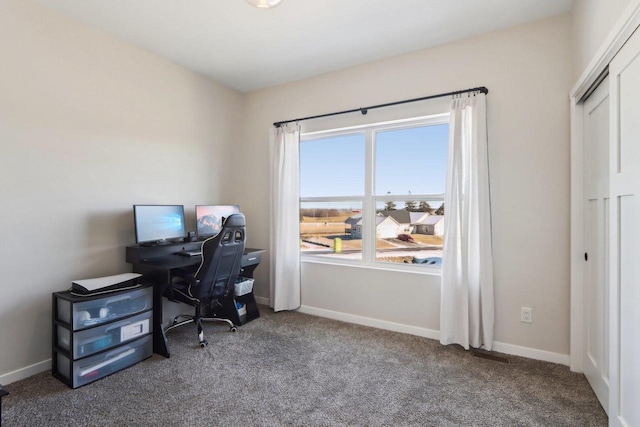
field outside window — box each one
[300,202,363,260]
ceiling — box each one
[37,0,573,93]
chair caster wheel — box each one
[230,326,238,333]
[200,340,208,348]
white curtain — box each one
[440,92,494,350]
[270,124,301,311]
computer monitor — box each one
[133,205,186,245]
[196,205,240,240]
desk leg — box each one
[153,281,171,358]
[135,264,172,358]
[0,384,8,426]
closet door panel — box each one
[609,27,640,427]
[582,78,609,411]
[618,55,640,174]
[617,196,638,425]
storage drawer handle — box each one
[248,257,257,261]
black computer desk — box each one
[126,242,265,357]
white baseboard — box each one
[491,341,570,366]
[1,359,51,385]
[255,295,270,306]
[297,305,570,366]
[298,305,440,341]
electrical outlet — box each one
[521,307,533,323]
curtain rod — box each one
[273,86,488,128]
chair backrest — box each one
[193,213,246,299]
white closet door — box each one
[582,77,610,413]
[608,28,640,427]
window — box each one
[299,114,448,268]
[299,133,365,260]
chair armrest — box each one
[171,268,200,287]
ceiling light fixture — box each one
[245,0,282,9]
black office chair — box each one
[164,213,246,347]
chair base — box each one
[164,314,237,348]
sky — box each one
[300,124,449,199]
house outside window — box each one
[300,114,448,269]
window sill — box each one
[300,255,442,276]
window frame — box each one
[300,113,449,273]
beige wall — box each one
[0,0,242,381]
[240,15,573,358]
[571,0,632,80]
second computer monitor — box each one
[196,205,240,240]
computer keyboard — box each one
[176,250,201,257]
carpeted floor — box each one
[3,307,607,426]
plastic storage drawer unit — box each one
[56,310,153,358]
[52,285,154,388]
[56,286,152,330]
[54,334,153,388]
